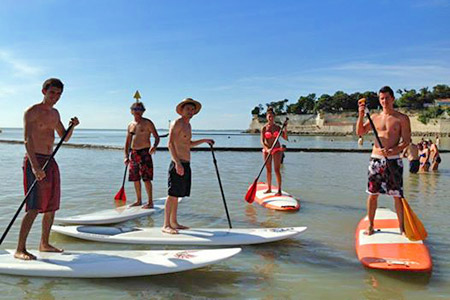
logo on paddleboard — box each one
[173,251,197,259]
[269,228,294,233]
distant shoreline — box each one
[1,139,448,153]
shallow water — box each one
[0,132,449,299]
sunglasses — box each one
[132,107,145,112]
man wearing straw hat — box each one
[162,98,214,234]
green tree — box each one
[287,93,316,114]
[432,84,450,99]
[266,99,289,114]
[251,104,264,116]
[315,94,333,112]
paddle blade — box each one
[402,198,427,241]
[245,181,257,203]
[114,187,127,202]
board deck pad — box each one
[52,225,307,246]
[355,207,432,272]
[0,248,241,278]
[253,182,300,211]
[55,197,182,225]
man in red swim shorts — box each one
[124,102,160,209]
[17,78,79,260]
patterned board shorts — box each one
[129,148,153,182]
[367,155,403,197]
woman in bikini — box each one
[419,142,430,172]
[261,107,288,196]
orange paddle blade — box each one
[114,187,127,201]
[245,181,257,203]
[402,198,427,241]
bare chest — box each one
[374,115,401,136]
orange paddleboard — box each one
[252,182,300,211]
[355,208,432,272]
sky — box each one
[0,0,449,130]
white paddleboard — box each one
[0,248,241,278]
[55,197,182,225]
[52,225,307,246]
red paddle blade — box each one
[245,182,257,203]
[114,187,127,201]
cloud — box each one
[0,50,42,77]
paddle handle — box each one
[210,145,232,229]
[0,123,75,245]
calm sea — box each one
[0,129,449,299]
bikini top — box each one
[264,131,279,139]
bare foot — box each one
[263,189,272,194]
[142,202,154,209]
[275,190,282,196]
[171,223,190,230]
[14,250,36,260]
[129,201,142,207]
[39,244,64,253]
[162,226,178,234]
[364,226,375,236]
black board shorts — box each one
[168,161,191,197]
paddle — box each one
[209,144,232,228]
[245,118,288,203]
[362,101,427,241]
[0,123,75,245]
[114,132,134,202]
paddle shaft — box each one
[253,119,289,183]
[209,145,232,228]
[120,133,135,188]
[0,123,75,245]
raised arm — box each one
[356,100,371,136]
[190,138,214,147]
[56,114,79,141]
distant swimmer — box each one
[356,86,411,236]
[419,141,430,172]
[261,107,288,196]
[403,143,420,174]
[163,98,214,234]
[124,101,160,209]
[429,139,441,171]
[16,78,79,260]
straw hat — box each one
[176,98,202,115]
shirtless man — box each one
[429,140,441,171]
[124,102,160,209]
[16,78,79,260]
[403,143,420,174]
[162,98,214,234]
[356,86,411,236]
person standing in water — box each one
[16,78,79,260]
[356,86,411,236]
[124,102,160,209]
[162,98,214,234]
[261,107,288,196]
[429,139,441,171]
[403,143,420,174]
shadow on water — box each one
[89,267,251,298]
